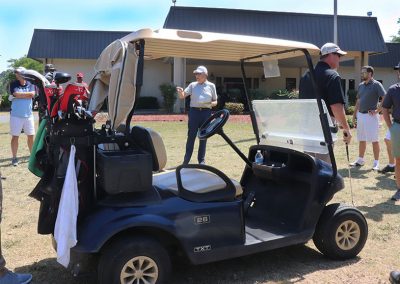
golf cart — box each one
[26,28,368,284]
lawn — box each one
[0,113,399,283]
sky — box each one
[0,0,399,72]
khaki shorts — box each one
[390,122,400,157]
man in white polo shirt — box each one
[8,67,36,166]
[176,66,218,164]
[351,66,385,170]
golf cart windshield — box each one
[253,99,337,154]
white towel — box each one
[54,145,79,268]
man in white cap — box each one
[176,65,218,164]
[299,43,352,162]
[8,67,36,166]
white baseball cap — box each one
[193,65,208,75]
[320,43,347,56]
[394,61,400,70]
[14,66,26,74]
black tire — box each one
[313,203,368,260]
[98,236,171,284]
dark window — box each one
[285,78,296,91]
[349,79,355,90]
[253,78,259,89]
[341,79,346,94]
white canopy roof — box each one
[120,28,320,62]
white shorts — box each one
[10,115,35,136]
[385,129,391,140]
[356,112,379,142]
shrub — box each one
[347,90,358,106]
[224,102,244,114]
[248,89,268,101]
[268,89,298,100]
[0,93,11,110]
[345,105,355,115]
[136,96,159,109]
[159,83,177,113]
[347,117,355,129]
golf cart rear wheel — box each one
[98,236,171,284]
[313,203,368,260]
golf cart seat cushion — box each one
[130,126,167,171]
[153,168,242,196]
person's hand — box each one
[343,129,352,145]
[176,87,184,99]
[352,116,357,128]
[368,109,377,116]
[8,95,14,101]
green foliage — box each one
[347,116,355,129]
[248,89,268,101]
[0,56,44,99]
[227,88,243,103]
[391,18,400,43]
[159,83,177,113]
[345,105,355,116]
[0,94,11,110]
[224,102,244,114]
[268,89,298,100]
[136,96,159,109]
[347,89,358,106]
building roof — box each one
[369,43,400,67]
[28,29,130,60]
[163,6,387,53]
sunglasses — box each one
[333,53,342,58]
[194,73,203,75]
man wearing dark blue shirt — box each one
[8,67,36,166]
[299,42,352,145]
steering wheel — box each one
[198,109,230,139]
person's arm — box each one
[352,98,359,125]
[331,103,352,144]
[382,108,392,129]
[13,90,35,99]
[210,84,218,107]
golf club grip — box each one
[343,131,350,160]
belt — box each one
[359,111,369,114]
[394,119,400,124]
[191,107,211,111]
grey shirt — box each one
[184,80,217,108]
[382,83,400,120]
[357,79,385,112]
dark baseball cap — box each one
[394,62,400,70]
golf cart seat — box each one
[130,126,242,198]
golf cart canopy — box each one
[120,28,320,62]
[88,28,320,129]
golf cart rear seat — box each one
[131,126,243,197]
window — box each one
[341,79,346,94]
[349,79,355,90]
[377,79,383,84]
[253,78,259,89]
[285,78,296,91]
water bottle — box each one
[255,150,264,165]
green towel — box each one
[28,119,47,177]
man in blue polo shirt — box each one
[8,67,36,166]
[176,66,218,164]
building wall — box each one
[340,66,398,91]
[52,59,97,83]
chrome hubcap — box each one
[120,256,158,284]
[335,220,360,250]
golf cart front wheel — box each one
[313,203,368,260]
[98,236,171,284]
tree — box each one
[0,56,43,96]
[391,18,400,43]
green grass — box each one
[0,114,399,283]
